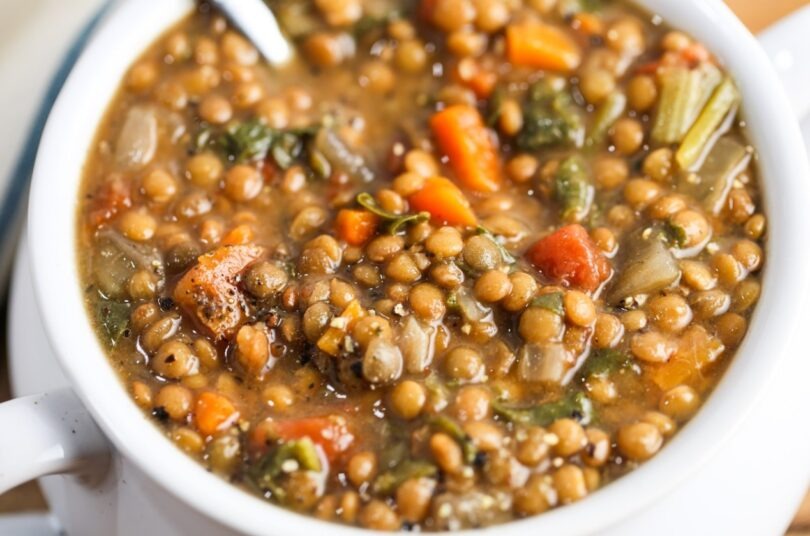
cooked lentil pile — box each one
[77,0,766,530]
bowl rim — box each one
[27,0,810,534]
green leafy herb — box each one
[373,459,438,495]
[531,292,564,316]
[356,192,430,234]
[476,226,517,265]
[517,80,584,151]
[430,415,478,465]
[493,391,595,426]
[96,296,131,347]
[217,120,275,163]
[579,348,636,377]
[554,155,594,223]
[662,220,688,248]
[249,438,322,502]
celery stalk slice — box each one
[586,91,626,147]
[676,77,740,171]
[652,64,722,145]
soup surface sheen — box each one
[77,0,766,530]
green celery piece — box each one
[372,460,438,495]
[586,92,626,147]
[554,155,593,223]
[430,415,478,464]
[531,292,564,316]
[652,64,722,144]
[493,391,595,426]
[679,136,751,215]
[676,77,740,171]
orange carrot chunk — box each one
[526,224,611,293]
[335,209,379,246]
[195,392,239,437]
[222,224,255,246]
[409,176,477,227]
[430,105,502,193]
[506,23,582,72]
[274,416,355,463]
[174,244,264,340]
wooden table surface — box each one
[1,0,809,532]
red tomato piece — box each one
[526,224,612,293]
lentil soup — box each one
[77,0,765,531]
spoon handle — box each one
[208,0,293,66]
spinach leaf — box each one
[96,296,131,347]
[356,192,429,234]
[430,415,478,465]
[217,120,274,163]
[493,391,595,426]
[517,81,584,151]
[579,348,636,377]
[249,438,322,502]
[531,292,565,316]
[554,155,593,223]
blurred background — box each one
[0,0,807,533]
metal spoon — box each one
[207,0,293,66]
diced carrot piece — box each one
[649,326,725,391]
[222,224,255,246]
[409,176,477,227]
[174,244,264,340]
[506,23,582,72]
[335,209,379,246]
[572,12,604,37]
[526,224,611,293]
[195,392,239,437]
[430,105,502,193]
[453,61,498,99]
[317,300,367,356]
[274,416,355,463]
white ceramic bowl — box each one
[3,1,810,534]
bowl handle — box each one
[758,5,810,120]
[0,388,109,494]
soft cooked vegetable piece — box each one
[249,437,322,501]
[586,92,626,147]
[317,299,367,356]
[93,231,163,299]
[314,128,375,183]
[648,325,724,390]
[679,136,751,215]
[526,224,611,293]
[87,176,131,227]
[373,459,438,495]
[335,209,379,245]
[115,106,158,170]
[652,64,722,144]
[676,77,740,171]
[222,224,255,246]
[173,244,264,340]
[517,80,584,150]
[606,233,680,305]
[430,105,502,193]
[506,23,582,72]
[195,392,239,436]
[517,343,573,384]
[273,416,355,463]
[409,177,477,227]
[554,155,594,223]
[493,391,594,426]
[217,120,274,163]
